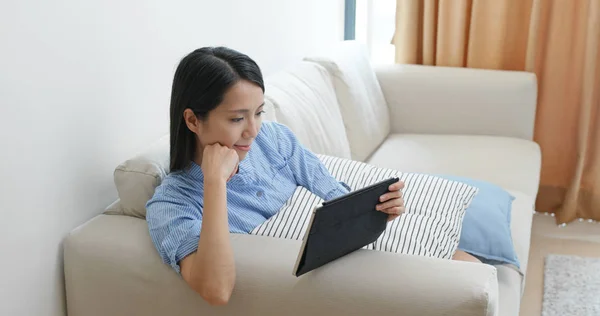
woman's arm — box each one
[179,177,235,305]
[271,122,350,200]
[147,190,234,305]
[270,122,405,219]
[179,144,239,305]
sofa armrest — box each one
[375,64,537,140]
[233,233,499,316]
[64,214,498,316]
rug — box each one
[543,254,600,316]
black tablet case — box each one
[294,177,399,277]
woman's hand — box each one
[201,143,239,183]
[376,180,406,221]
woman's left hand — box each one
[376,180,405,222]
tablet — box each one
[293,177,399,277]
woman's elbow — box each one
[190,283,234,306]
[201,287,233,306]
[180,259,236,306]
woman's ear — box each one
[183,109,202,135]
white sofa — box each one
[64,42,540,316]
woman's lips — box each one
[234,144,251,151]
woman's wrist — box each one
[204,175,226,188]
[202,177,228,219]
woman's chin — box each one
[235,149,248,160]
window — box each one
[345,0,396,65]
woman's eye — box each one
[256,110,266,116]
[231,117,244,122]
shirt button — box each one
[256,191,263,197]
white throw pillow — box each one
[304,41,390,162]
[251,155,478,259]
[264,62,352,159]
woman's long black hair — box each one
[169,47,264,172]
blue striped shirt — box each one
[146,121,350,273]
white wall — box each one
[0,1,343,315]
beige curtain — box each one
[392,0,600,224]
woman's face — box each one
[185,80,265,161]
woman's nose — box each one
[242,118,259,139]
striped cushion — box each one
[250,155,478,259]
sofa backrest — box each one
[304,40,390,161]
[264,61,352,159]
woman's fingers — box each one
[377,205,405,216]
[376,197,404,210]
[380,190,403,202]
[377,180,406,220]
[387,214,401,222]
[380,180,405,201]
[388,180,405,191]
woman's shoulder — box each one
[147,167,204,208]
[256,121,297,148]
[258,121,288,139]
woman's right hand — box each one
[201,143,239,183]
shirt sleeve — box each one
[272,122,351,200]
[145,187,202,274]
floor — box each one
[519,213,600,315]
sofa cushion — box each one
[251,155,478,260]
[367,134,541,197]
[367,133,540,274]
[107,134,170,218]
[264,62,352,159]
[304,41,390,162]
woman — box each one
[146,47,479,306]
